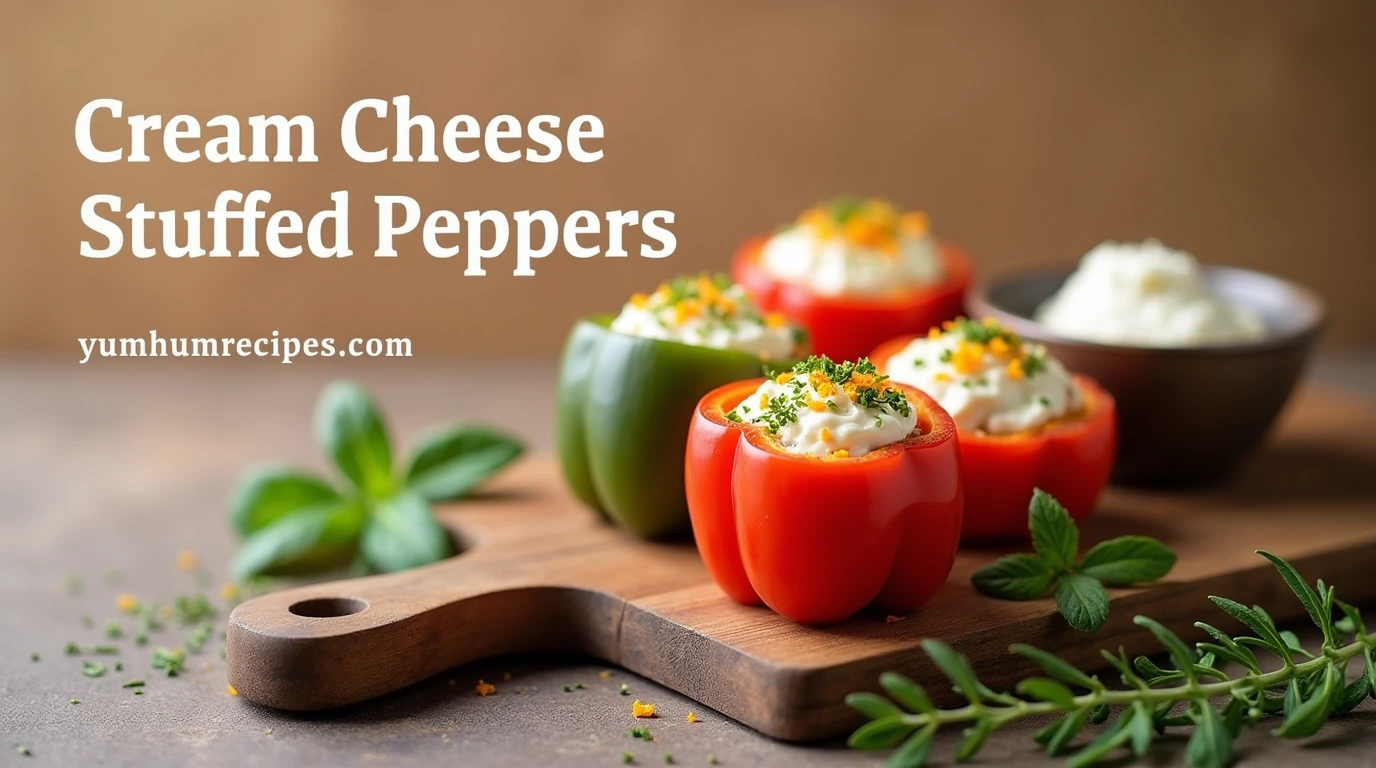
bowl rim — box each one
[967,264,1327,358]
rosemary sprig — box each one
[848,550,1374,768]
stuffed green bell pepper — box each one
[558,274,806,539]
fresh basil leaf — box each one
[316,380,394,497]
[1010,645,1101,690]
[1029,489,1078,573]
[880,672,935,714]
[971,554,1057,600]
[1186,700,1233,768]
[1076,536,1176,586]
[228,465,342,536]
[845,693,903,720]
[403,425,524,501]
[1055,574,1109,633]
[921,640,981,705]
[887,724,936,768]
[230,500,364,579]
[1015,677,1075,708]
[847,715,916,750]
[360,492,451,572]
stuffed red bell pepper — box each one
[685,356,963,624]
[558,274,806,539]
[732,196,971,362]
[872,318,1116,541]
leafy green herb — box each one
[114,662,123,672]
[186,622,214,653]
[173,595,216,624]
[105,620,122,639]
[849,551,1374,767]
[620,683,630,695]
[228,380,523,578]
[81,661,106,677]
[30,652,39,662]
[92,645,119,655]
[622,752,635,765]
[736,356,910,434]
[123,678,145,688]
[664,754,674,764]
[69,699,79,705]
[17,746,31,756]
[628,727,653,740]
[152,646,186,677]
[707,756,719,765]
[972,490,1176,632]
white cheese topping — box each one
[609,275,799,360]
[727,361,917,457]
[1035,239,1267,347]
[758,198,944,297]
[884,320,1083,435]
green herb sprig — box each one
[972,490,1176,632]
[227,380,524,578]
[850,550,1374,767]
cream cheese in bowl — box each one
[1035,240,1266,347]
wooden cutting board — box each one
[227,386,1376,741]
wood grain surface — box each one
[227,386,1376,741]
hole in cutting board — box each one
[289,597,368,618]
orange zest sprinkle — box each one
[632,699,657,718]
[830,449,850,459]
[759,393,770,410]
[226,684,239,696]
[951,341,985,375]
[686,712,700,723]
[808,400,827,412]
[475,680,497,696]
[116,593,138,613]
[933,372,953,383]
[988,336,1010,357]
[819,427,833,443]
[220,583,239,601]
[629,292,650,309]
[899,211,930,237]
[1006,359,1026,381]
[765,312,788,329]
[775,371,795,385]
[175,550,199,572]
[927,327,943,341]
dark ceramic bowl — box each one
[968,267,1325,488]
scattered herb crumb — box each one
[475,680,496,696]
[81,661,107,678]
[227,684,239,696]
[619,683,630,696]
[707,755,719,765]
[30,652,39,662]
[122,679,145,688]
[664,755,674,765]
[135,633,148,647]
[264,728,274,735]
[80,614,93,629]
[115,662,123,672]
[628,727,653,740]
[621,752,634,765]
[17,745,31,756]
[92,645,119,655]
[686,712,699,723]
[105,620,122,639]
[563,684,573,692]
[64,642,79,656]
[632,700,656,718]
[61,574,82,596]
[69,698,80,704]
[152,646,186,676]
[186,622,213,653]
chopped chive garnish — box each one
[81,661,106,677]
[619,683,630,695]
[106,620,122,639]
[122,679,146,688]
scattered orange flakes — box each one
[220,583,239,601]
[227,684,239,696]
[933,372,953,383]
[765,313,788,329]
[630,293,650,309]
[503,672,514,681]
[632,700,657,718]
[799,208,836,239]
[686,712,700,723]
[775,371,795,385]
[673,299,701,325]
[475,680,497,696]
[116,593,138,613]
[830,450,850,459]
[899,211,930,237]
[1006,359,1026,381]
[951,341,985,375]
[759,393,770,409]
[808,400,827,413]
[819,427,833,443]
[598,670,612,680]
[816,380,836,397]
[175,550,199,572]
[988,337,1011,357]
[886,615,906,623]
[927,327,943,341]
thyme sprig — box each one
[847,551,1374,768]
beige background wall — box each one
[2,0,1373,357]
